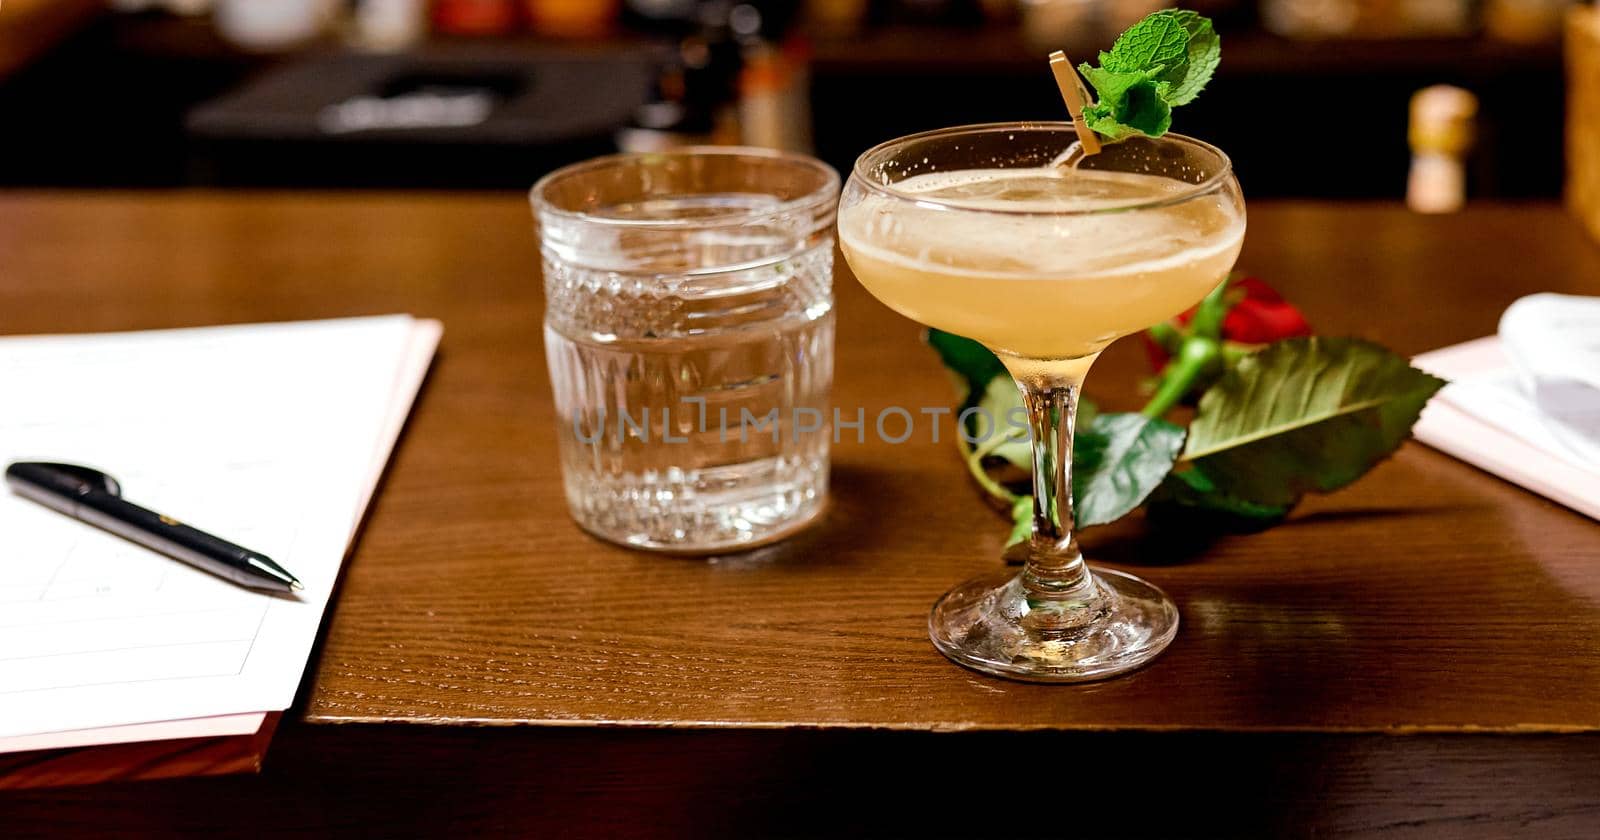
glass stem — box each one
[1017,371,1098,614]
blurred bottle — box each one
[739,39,813,152]
[1485,0,1572,44]
[617,2,806,151]
[977,0,1020,24]
[526,0,623,37]
[624,0,704,33]
[348,0,428,51]
[627,1,801,35]
[806,0,870,34]
[1263,0,1473,37]
[1020,0,1097,50]
[215,0,338,50]
[1407,85,1477,214]
[111,0,212,14]
[726,2,811,151]
[880,0,984,24]
[619,4,745,151]
[617,100,719,151]
[805,0,870,35]
[1022,0,1169,50]
[433,0,521,35]
[683,4,747,142]
[1566,5,1600,242]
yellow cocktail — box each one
[838,124,1245,682]
[840,167,1243,364]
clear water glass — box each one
[534,148,839,553]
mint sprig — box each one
[1078,9,1219,142]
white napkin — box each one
[1413,295,1600,522]
[1498,294,1600,471]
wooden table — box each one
[3,195,1599,837]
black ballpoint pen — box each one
[5,461,303,594]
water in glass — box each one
[541,176,835,553]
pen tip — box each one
[289,580,304,592]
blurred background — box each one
[0,0,1574,198]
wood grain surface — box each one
[1,194,1598,738]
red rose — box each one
[1145,276,1312,369]
[1202,277,1313,344]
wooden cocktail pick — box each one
[1048,50,1102,156]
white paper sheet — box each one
[0,316,440,741]
[0,713,267,754]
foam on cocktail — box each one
[838,167,1244,362]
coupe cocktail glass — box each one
[838,123,1245,682]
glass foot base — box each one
[929,566,1179,683]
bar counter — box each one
[3,195,1599,837]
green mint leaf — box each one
[1078,67,1172,141]
[1077,9,1218,141]
[1181,337,1448,507]
[1080,64,1156,104]
[1082,104,1142,142]
[1115,76,1173,136]
[1102,11,1189,74]
[1159,9,1219,106]
[1072,413,1186,528]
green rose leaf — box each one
[1078,398,1099,434]
[928,328,1102,467]
[1146,465,1292,523]
[976,375,1032,468]
[1182,337,1448,507]
[998,412,1183,538]
[926,327,1152,537]
[925,328,1005,407]
[1073,413,1186,528]
[1005,495,1034,547]
[975,377,1101,472]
